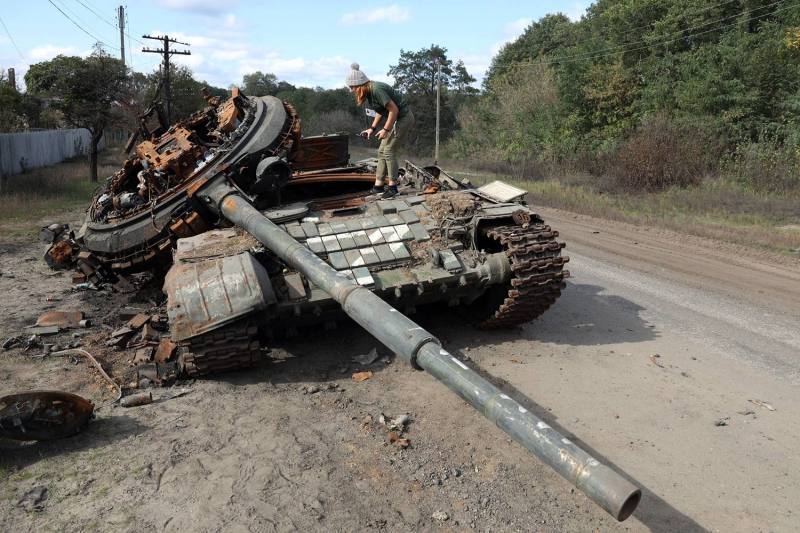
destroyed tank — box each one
[56,90,569,374]
[48,91,641,520]
[167,162,570,375]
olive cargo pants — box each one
[375,110,415,183]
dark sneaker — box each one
[381,186,398,199]
[370,185,385,194]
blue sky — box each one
[0,1,590,89]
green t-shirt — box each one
[366,81,409,120]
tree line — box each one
[0,43,477,181]
[5,1,797,193]
[449,0,800,193]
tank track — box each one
[178,320,261,377]
[479,223,570,329]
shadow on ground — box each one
[458,361,705,532]
[426,281,658,349]
[217,279,656,388]
[0,414,148,470]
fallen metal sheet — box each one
[0,391,94,441]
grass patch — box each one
[447,165,800,255]
[0,151,122,240]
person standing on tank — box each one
[346,63,415,199]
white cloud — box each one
[454,16,536,85]
[459,53,492,83]
[28,45,81,61]
[490,16,533,56]
[172,51,205,70]
[505,17,532,36]
[223,14,243,29]
[211,49,249,61]
[155,0,237,14]
[565,1,589,22]
[138,27,355,89]
[340,4,410,25]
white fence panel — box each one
[0,129,105,176]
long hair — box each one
[353,82,371,106]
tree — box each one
[242,71,278,96]
[164,65,211,121]
[387,44,478,154]
[26,49,127,181]
[452,60,478,96]
[0,71,24,132]
[485,14,576,85]
[390,44,453,96]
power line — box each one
[553,0,788,66]
[142,34,191,123]
[71,0,144,46]
[494,0,748,70]
[565,0,745,48]
[72,0,117,30]
[47,0,119,50]
[0,14,25,61]
[56,0,114,43]
[503,0,798,71]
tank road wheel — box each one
[472,224,570,329]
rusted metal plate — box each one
[35,311,84,327]
[0,391,94,441]
[289,171,375,185]
[164,252,276,342]
[291,134,350,171]
[174,229,258,262]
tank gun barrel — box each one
[198,180,641,521]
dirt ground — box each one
[1,205,799,532]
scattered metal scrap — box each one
[0,391,94,441]
[120,391,152,407]
[34,349,123,405]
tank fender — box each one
[164,252,275,342]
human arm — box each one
[376,101,399,140]
[360,111,384,139]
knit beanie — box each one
[345,63,369,87]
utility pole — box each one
[7,68,16,91]
[117,6,125,67]
[434,61,441,165]
[142,34,191,123]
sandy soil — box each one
[1,206,798,532]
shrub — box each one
[722,138,800,194]
[605,115,708,192]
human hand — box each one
[376,128,389,140]
[360,128,373,139]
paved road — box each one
[476,208,800,531]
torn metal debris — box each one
[0,391,94,441]
[34,87,645,521]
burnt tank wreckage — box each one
[53,91,640,520]
[70,89,569,370]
